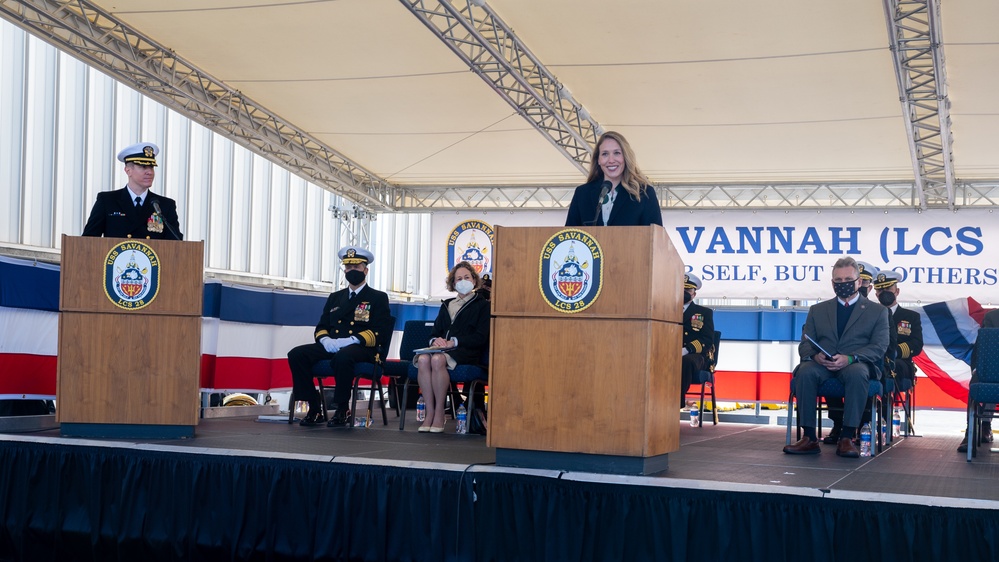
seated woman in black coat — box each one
[415,261,491,433]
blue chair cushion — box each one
[312,361,335,378]
[969,382,999,403]
[885,377,913,394]
[696,370,714,385]
[406,362,486,383]
[449,365,487,383]
[818,377,883,398]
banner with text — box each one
[429,209,998,304]
[666,209,998,303]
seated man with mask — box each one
[821,261,893,444]
[287,246,392,427]
[784,257,889,458]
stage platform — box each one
[2,412,998,561]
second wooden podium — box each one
[487,226,683,475]
[57,235,203,439]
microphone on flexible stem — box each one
[152,200,182,240]
[589,180,613,226]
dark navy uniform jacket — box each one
[82,187,183,240]
[314,285,392,350]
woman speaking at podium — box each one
[564,131,663,227]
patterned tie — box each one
[134,196,141,207]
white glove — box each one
[681,347,690,357]
[319,336,339,354]
[332,336,358,349]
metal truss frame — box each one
[882,0,956,210]
[0,0,395,212]
[399,0,599,173]
[391,180,999,211]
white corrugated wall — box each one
[0,19,430,296]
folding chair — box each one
[786,365,886,455]
[968,328,999,461]
[685,330,721,427]
[395,320,436,430]
[400,351,488,431]
[286,315,396,426]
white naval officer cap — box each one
[338,246,374,265]
[117,142,159,166]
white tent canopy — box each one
[4,0,999,211]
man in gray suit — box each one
[784,256,890,458]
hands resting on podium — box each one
[319,336,359,354]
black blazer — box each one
[564,178,663,227]
[431,294,491,366]
[82,187,183,240]
[314,285,393,349]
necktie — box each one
[349,291,356,301]
[134,196,141,207]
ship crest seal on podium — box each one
[104,241,161,310]
[446,219,493,276]
[539,228,603,314]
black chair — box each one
[785,364,886,455]
[395,320,436,430]
[686,330,721,427]
[396,320,488,431]
[286,315,396,426]
[887,374,916,437]
[401,350,488,432]
[967,328,999,461]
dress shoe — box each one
[836,437,860,458]
[957,427,994,453]
[429,425,445,434]
[783,437,820,455]
[299,409,326,427]
[821,427,842,445]
[327,407,351,427]
[417,426,431,433]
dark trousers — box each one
[794,361,870,429]
[680,353,706,407]
[829,360,915,427]
[287,342,377,408]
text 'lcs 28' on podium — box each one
[57,235,204,439]
[487,226,683,475]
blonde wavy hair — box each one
[585,131,652,201]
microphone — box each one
[152,200,182,240]
[590,180,613,226]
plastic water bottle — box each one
[456,404,468,434]
[892,408,901,438]
[689,407,700,427]
[416,394,426,422]
[860,423,872,457]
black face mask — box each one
[683,291,692,304]
[878,291,896,307]
[833,280,858,300]
[345,269,366,286]
[859,285,870,298]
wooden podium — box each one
[57,235,203,438]
[488,226,684,475]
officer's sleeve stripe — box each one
[358,330,376,347]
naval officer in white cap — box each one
[681,272,715,408]
[82,142,183,240]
